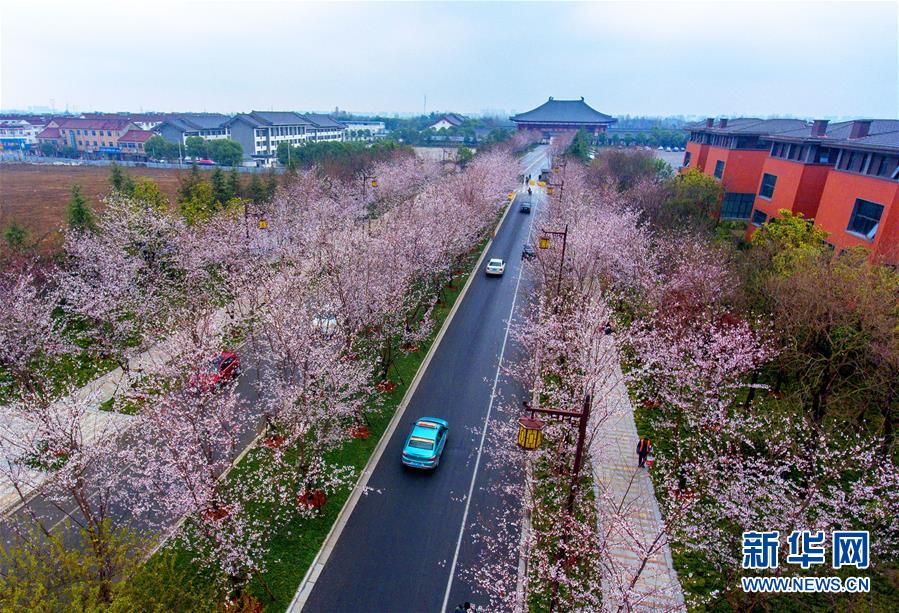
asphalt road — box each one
[301,147,548,612]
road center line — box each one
[440,163,539,612]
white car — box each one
[312,313,339,336]
[485,258,506,276]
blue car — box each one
[401,417,449,469]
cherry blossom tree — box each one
[0,263,67,392]
[0,386,132,603]
[57,194,187,380]
[509,129,542,153]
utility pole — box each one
[524,392,592,612]
[566,393,592,514]
[523,393,592,514]
[539,224,569,299]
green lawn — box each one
[632,398,899,612]
[526,453,599,612]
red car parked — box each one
[193,351,241,392]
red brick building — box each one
[117,129,156,159]
[683,118,807,219]
[686,117,899,265]
[795,120,899,264]
[37,117,154,159]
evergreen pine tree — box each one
[265,169,278,200]
[178,164,203,201]
[210,168,229,206]
[109,163,136,194]
[227,167,242,199]
[65,184,96,232]
[248,172,265,203]
[2,222,29,253]
[110,163,125,191]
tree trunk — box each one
[880,389,895,459]
[810,365,832,425]
[742,370,759,410]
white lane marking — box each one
[440,177,537,612]
[521,149,545,178]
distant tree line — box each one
[276,140,412,180]
[599,127,687,149]
[144,136,243,166]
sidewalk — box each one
[590,357,686,612]
[0,301,243,515]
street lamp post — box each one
[522,393,592,514]
[538,224,569,299]
[244,200,268,240]
[521,393,592,612]
[546,177,564,205]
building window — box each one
[713,160,725,179]
[873,155,898,180]
[91,130,96,136]
[759,173,777,199]
[751,209,768,227]
[720,192,755,220]
[813,147,835,164]
[847,198,883,240]
[845,151,866,173]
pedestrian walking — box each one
[637,437,651,468]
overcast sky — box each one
[2,1,897,118]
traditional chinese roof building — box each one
[510,97,616,136]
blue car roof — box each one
[410,417,448,441]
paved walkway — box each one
[0,300,247,515]
[590,352,686,612]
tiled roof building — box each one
[511,97,616,135]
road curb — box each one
[287,192,518,613]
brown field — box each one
[0,164,192,251]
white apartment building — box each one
[227,111,347,163]
[305,114,346,142]
[227,111,312,161]
[343,120,387,141]
[0,116,47,150]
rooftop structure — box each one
[430,113,467,130]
